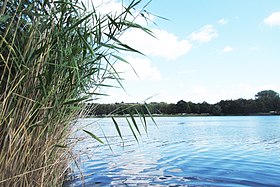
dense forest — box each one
[87,90,280,116]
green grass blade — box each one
[144,102,157,126]
[129,113,141,136]
[83,129,104,144]
[135,107,148,134]
[100,127,113,152]
[125,117,139,143]
[63,96,89,105]
[63,13,92,34]
[112,117,123,141]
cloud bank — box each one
[121,29,192,60]
[114,56,161,81]
[218,18,229,25]
[222,46,233,53]
[264,12,280,26]
[189,25,218,43]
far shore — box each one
[84,112,280,118]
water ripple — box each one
[65,116,280,187]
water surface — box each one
[65,116,280,186]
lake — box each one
[64,116,280,186]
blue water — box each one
[65,116,280,186]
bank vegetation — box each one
[0,0,151,186]
[89,90,280,116]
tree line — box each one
[88,90,280,116]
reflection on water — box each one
[65,116,280,186]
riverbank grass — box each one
[0,0,151,186]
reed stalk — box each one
[0,0,151,186]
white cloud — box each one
[222,46,234,53]
[84,0,191,60]
[84,0,155,25]
[83,0,123,14]
[250,45,260,51]
[218,18,229,25]
[179,69,197,75]
[121,29,192,60]
[189,25,218,43]
[263,12,280,26]
[114,56,161,81]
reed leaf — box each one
[125,116,139,143]
[129,113,141,136]
[82,130,104,144]
[112,117,123,141]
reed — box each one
[0,0,151,186]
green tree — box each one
[166,103,177,114]
[176,100,190,114]
[212,104,222,115]
[243,99,258,114]
[188,101,200,113]
[255,90,279,100]
[199,102,211,114]
[255,90,280,112]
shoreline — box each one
[84,112,280,118]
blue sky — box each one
[96,0,280,104]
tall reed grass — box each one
[0,0,151,186]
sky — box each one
[95,0,280,104]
